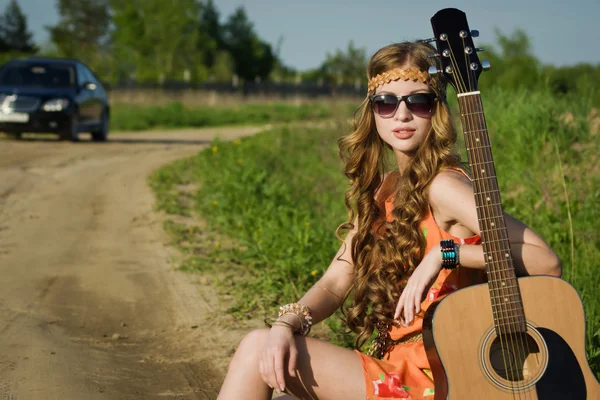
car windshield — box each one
[0,63,76,88]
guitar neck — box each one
[457,92,527,333]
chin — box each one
[389,141,419,154]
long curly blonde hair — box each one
[337,41,463,349]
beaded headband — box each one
[367,67,431,92]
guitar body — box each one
[423,276,600,399]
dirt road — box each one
[0,128,261,399]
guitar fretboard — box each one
[458,92,527,333]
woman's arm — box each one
[429,171,562,277]
[277,226,356,330]
[395,171,563,325]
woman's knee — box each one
[229,328,270,368]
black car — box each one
[0,57,109,141]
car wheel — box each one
[60,113,79,142]
[91,110,109,142]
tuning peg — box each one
[427,53,440,58]
[481,60,491,70]
[476,47,485,52]
[428,66,440,76]
[420,37,436,43]
[471,30,479,38]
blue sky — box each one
[15,0,600,71]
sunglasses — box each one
[370,93,436,118]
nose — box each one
[394,100,412,121]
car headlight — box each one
[42,98,70,112]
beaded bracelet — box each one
[440,239,460,270]
[278,303,313,336]
[271,320,296,330]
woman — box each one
[217,41,561,400]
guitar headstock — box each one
[427,8,490,94]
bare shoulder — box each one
[428,169,473,202]
[428,169,477,229]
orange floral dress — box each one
[355,171,486,399]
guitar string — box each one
[464,95,519,398]
[468,58,531,398]
[470,92,527,399]
[447,38,517,395]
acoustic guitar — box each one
[421,8,600,399]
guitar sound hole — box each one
[489,333,540,381]
[481,325,549,390]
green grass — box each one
[149,87,600,376]
[110,101,353,131]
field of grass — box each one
[149,87,600,376]
[110,101,354,131]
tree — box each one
[110,0,201,83]
[305,41,367,85]
[0,0,37,53]
[197,0,222,68]
[45,0,111,64]
[478,29,541,92]
[222,7,274,82]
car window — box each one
[0,63,76,88]
[76,64,87,86]
[85,67,98,85]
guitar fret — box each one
[484,248,512,255]
[488,284,519,291]
[461,111,485,116]
[464,128,488,134]
[491,304,523,311]
[479,215,505,222]
[487,268,517,275]
[474,189,501,196]
[488,275,517,280]
[492,312,525,321]
[490,298,523,305]
[476,201,503,208]
[481,226,510,235]
[492,310,525,319]
[483,250,512,257]
[494,320,526,326]
[466,144,491,150]
[492,313,525,321]
[470,161,495,169]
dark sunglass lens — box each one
[373,95,398,116]
[406,94,434,115]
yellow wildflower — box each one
[310,269,318,276]
[214,242,221,248]
[212,200,219,206]
[211,146,218,153]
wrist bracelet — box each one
[440,239,460,270]
[272,320,296,330]
[275,303,313,336]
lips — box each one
[392,128,415,139]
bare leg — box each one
[218,329,366,400]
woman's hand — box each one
[258,325,298,393]
[394,245,442,326]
